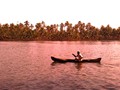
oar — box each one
[72,54,76,57]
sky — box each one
[0,0,120,28]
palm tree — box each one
[18,23,24,30]
[116,27,120,39]
[78,21,82,26]
[30,24,34,30]
[35,23,41,31]
[86,22,91,30]
[65,21,69,26]
[60,23,64,32]
[10,23,15,30]
[41,21,46,30]
[24,20,29,27]
[53,24,58,32]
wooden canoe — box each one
[51,56,101,63]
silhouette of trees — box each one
[0,20,120,41]
[100,25,113,40]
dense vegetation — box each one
[0,21,120,41]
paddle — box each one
[72,54,76,57]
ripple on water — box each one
[0,41,120,90]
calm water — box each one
[0,41,120,90]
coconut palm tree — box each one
[24,20,29,27]
[35,23,41,31]
[30,24,34,30]
[60,23,64,32]
[86,22,91,30]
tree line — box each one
[0,20,120,41]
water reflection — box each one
[51,62,62,66]
[1,41,120,90]
[51,61,101,71]
[51,62,83,70]
[74,63,82,70]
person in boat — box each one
[72,51,83,61]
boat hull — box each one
[51,56,101,63]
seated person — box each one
[72,51,83,61]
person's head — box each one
[77,51,80,55]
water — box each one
[0,41,120,90]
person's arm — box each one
[80,54,83,58]
[72,54,76,57]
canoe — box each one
[51,56,101,63]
